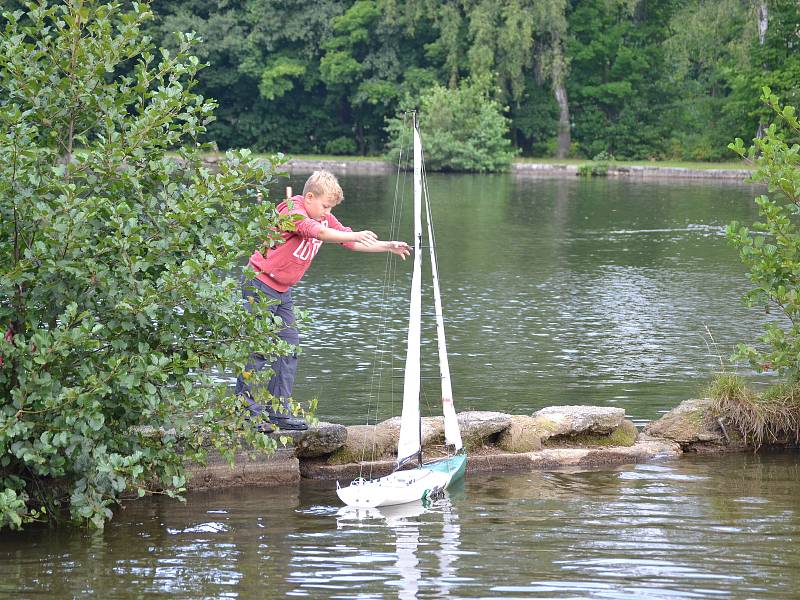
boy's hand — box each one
[388,241,411,260]
[353,230,378,246]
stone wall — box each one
[200,156,753,181]
[512,163,752,180]
[185,406,683,490]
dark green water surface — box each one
[2,454,799,598]
[273,173,768,426]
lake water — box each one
[4,173,798,599]
[273,173,769,427]
[2,453,799,598]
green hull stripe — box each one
[425,453,467,480]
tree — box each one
[663,0,753,160]
[147,0,257,150]
[318,0,411,154]
[386,78,516,172]
[238,0,351,152]
[0,0,296,529]
[529,0,570,157]
[566,0,680,159]
[727,88,800,379]
[754,0,768,138]
[72,0,800,160]
[726,0,800,142]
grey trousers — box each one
[235,278,299,416]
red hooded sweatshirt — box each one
[248,195,355,292]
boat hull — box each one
[336,454,467,508]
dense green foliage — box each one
[727,89,800,379]
[0,0,297,529]
[138,0,798,164]
[566,0,676,159]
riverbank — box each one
[215,155,754,181]
[184,400,770,493]
[511,162,753,180]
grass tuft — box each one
[708,374,800,449]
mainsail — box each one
[395,121,424,467]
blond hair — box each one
[303,170,344,204]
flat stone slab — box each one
[467,435,681,473]
[267,421,347,458]
[299,435,681,480]
[534,405,626,438]
[325,424,397,465]
[326,415,467,464]
[284,158,392,173]
[458,411,512,448]
[496,415,544,452]
[645,398,747,452]
[187,448,299,490]
[378,416,446,448]
[302,458,396,481]
[511,162,751,180]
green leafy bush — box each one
[0,1,295,529]
[577,162,608,177]
[386,79,516,173]
[727,88,800,379]
[324,136,358,156]
[577,151,615,177]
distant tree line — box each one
[4,0,795,160]
[135,0,798,161]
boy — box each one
[236,170,411,430]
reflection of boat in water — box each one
[337,497,429,525]
[336,487,463,599]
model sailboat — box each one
[336,114,467,509]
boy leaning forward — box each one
[236,170,411,430]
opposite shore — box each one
[201,155,755,181]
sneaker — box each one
[266,407,308,431]
[268,413,309,431]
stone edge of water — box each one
[182,398,776,492]
[184,432,682,492]
[296,434,682,482]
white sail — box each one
[424,191,463,451]
[396,122,424,466]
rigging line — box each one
[383,119,413,392]
[362,126,406,475]
[420,135,443,324]
[370,113,412,475]
[419,381,451,462]
[362,232,398,477]
[360,111,411,478]
[390,115,413,433]
[385,113,411,399]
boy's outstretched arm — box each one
[316,228,379,246]
[352,240,411,259]
[316,228,411,259]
